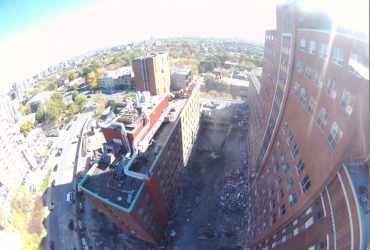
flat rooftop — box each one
[80,97,188,209]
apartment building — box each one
[247,3,369,250]
[98,66,133,90]
[79,80,200,244]
[170,66,192,91]
[132,52,171,96]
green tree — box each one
[20,120,33,136]
[69,71,80,81]
[74,94,88,110]
[72,91,79,102]
[20,103,32,115]
[86,72,98,89]
[68,103,79,115]
[35,106,46,123]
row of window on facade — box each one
[292,81,345,149]
[299,38,364,76]
[258,197,325,249]
[295,59,354,116]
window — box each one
[308,41,316,54]
[276,175,282,187]
[307,96,317,115]
[296,158,305,175]
[319,43,329,59]
[263,209,267,217]
[264,196,268,205]
[349,53,364,76]
[282,161,290,174]
[297,61,304,73]
[300,175,311,193]
[270,199,276,210]
[299,88,308,104]
[280,204,286,217]
[270,186,275,197]
[136,205,143,215]
[270,213,277,225]
[326,79,337,99]
[280,148,286,161]
[316,108,328,131]
[327,122,343,149]
[314,70,323,88]
[274,162,279,173]
[286,176,294,189]
[282,122,288,134]
[277,138,282,148]
[291,144,299,159]
[272,151,276,162]
[304,64,313,79]
[278,188,284,201]
[287,131,294,146]
[332,47,344,66]
[299,39,306,51]
[340,89,353,115]
[289,193,297,207]
[293,81,300,96]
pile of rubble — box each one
[219,168,248,212]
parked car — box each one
[49,241,55,250]
[68,219,74,230]
[48,201,55,211]
[66,125,72,131]
[66,192,73,204]
[74,116,78,121]
[51,180,55,187]
[56,148,63,156]
[53,164,58,172]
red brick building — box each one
[132,52,171,96]
[247,2,369,249]
[79,81,200,244]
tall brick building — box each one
[79,80,200,244]
[132,52,171,96]
[247,2,369,249]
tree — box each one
[86,72,98,89]
[74,94,88,110]
[68,103,79,115]
[20,103,32,115]
[69,71,80,81]
[72,91,79,102]
[20,120,33,136]
[35,106,46,123]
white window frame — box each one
[332,47,344,66]
[291,144,298,159]
[307,96,317,115]
[316,107,328,131]
[348,53,363,77]
[340,89,353,115]
[286,131,294,146]
[314,70,323,88]
[296,158,305,175]
[308,41,316,54]
[326,79,337,99]
[300,175,311,194]
[319,43,329,59]
[299,39,306,51]
[327,122,343,149]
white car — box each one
[66,192,73,204]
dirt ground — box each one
[165,122,249,250]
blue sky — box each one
[0,0,92,38]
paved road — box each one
[46,110,91,250]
